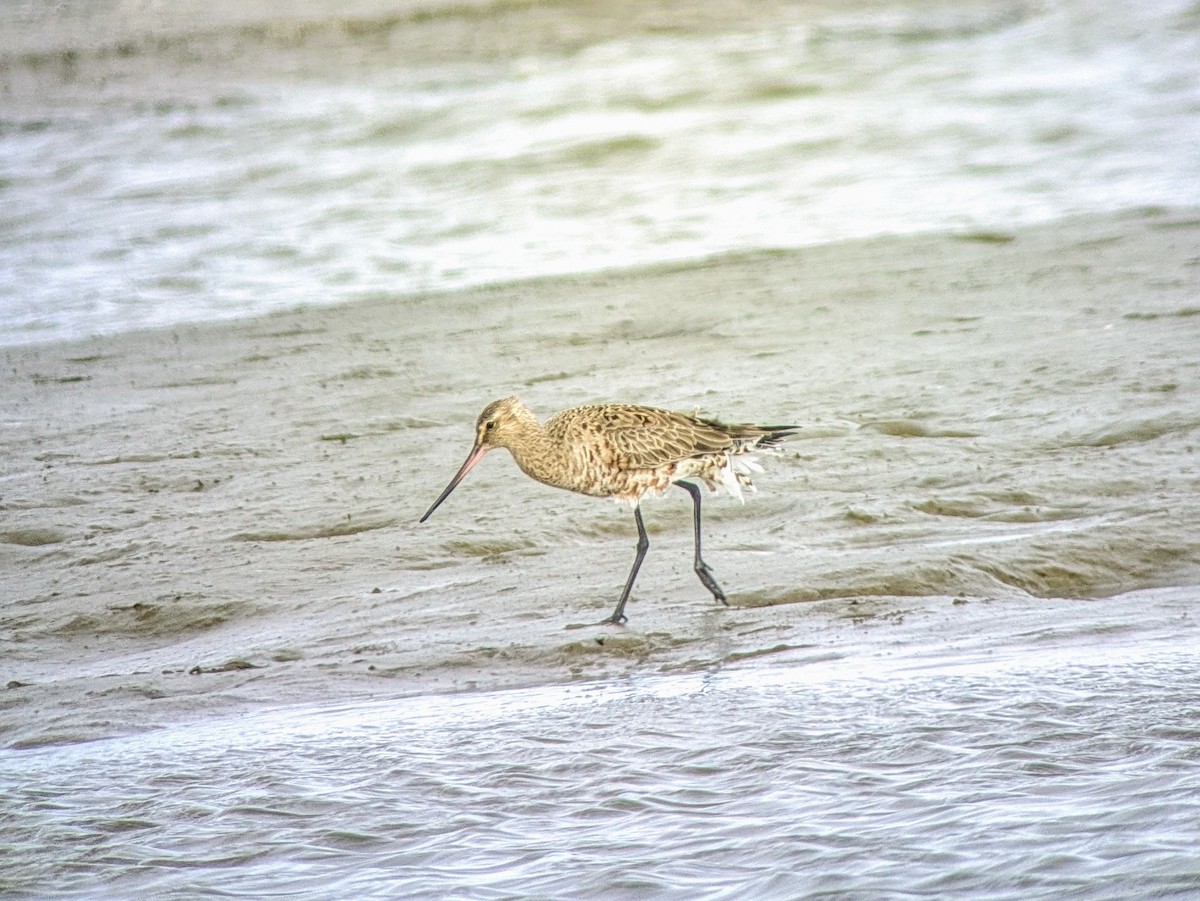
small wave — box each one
[411,133,661,185]
[1065,414,1200,449]
[0,527,68,546]
[811,2,1033,44]
[230,516,396,542]
[740,558,1003,607]
[742,79,823,103]
[912,495,1090,524]
[968,532,1200,599]
[566,134,659,167]
[739,508,1200,605]
[1123,307,1200,321]
[49,599,248,640]
[861,419,980,438]
[1,0,535,75]
[442,536,541,558]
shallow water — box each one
[2,0,1199,343]
[5,614,1199,900]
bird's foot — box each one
[601,611,628,626]
[695,561,730,606]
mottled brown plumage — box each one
[420,397,796,624]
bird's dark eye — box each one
[485,420,495,431]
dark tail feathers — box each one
[755,425,799,449]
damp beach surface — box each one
[4,209,1200,898]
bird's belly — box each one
[566,465,678,506]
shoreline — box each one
[2,204,1186,354]
[3,205,1199,750]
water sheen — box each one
[4,639,1199,899]
[2,0,1198,343]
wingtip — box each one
[758,425,800,448]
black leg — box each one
[674,481,729,606]
[605,505,649,625]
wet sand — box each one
[3,207,1200,750]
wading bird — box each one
[420,397,795,624]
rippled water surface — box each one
[2,0,1198,343]
[5,630,1200,900]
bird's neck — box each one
[502,418,568,489]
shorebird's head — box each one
[472,396,537,451]
[419,397,535,522]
